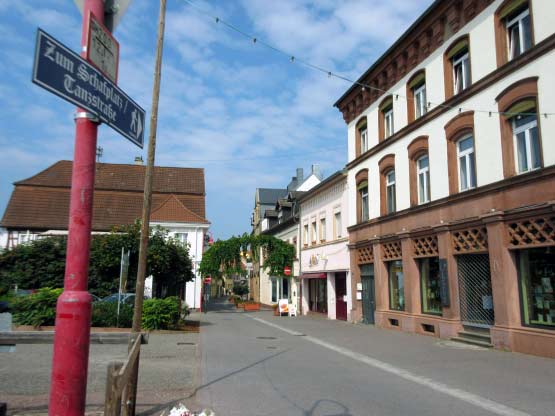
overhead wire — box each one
[181,0,552,118]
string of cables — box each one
[181,0,553,119]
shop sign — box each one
[439,258,450,307]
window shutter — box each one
[447,39,469,59]
[499,0,528,19]
[380,96,393,111]
[357,180,368,191]
[409,72,426,89]
[506,99,536,117]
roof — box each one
[16,160,205,195]
[257,188,288,205]
[1,161,208,231]
[334,0,442,108]
[298,170,347,203]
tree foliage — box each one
[199,233,295,278]
[0,221,195,297]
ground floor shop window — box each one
[388,260,405,311]
[308,278,327,314]
[271,277,289,303]
[420,257,442,315]
[517,247,555,328]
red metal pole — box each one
[49,1,104,414]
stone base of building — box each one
[375,311,461,339]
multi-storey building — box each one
[299,170,352,321]
[335,0,555,357]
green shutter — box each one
[499,0,528,19]
[409,72,426,89]
[447,39,469,59]
[506,99,536,116]
[357,180,368,191]
[380,96,393,111]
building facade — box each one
[336,0,555,357]
[299,171,352,321]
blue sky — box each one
[0,0,431,239]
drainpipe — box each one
[194,227,199,309]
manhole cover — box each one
[257,336,277,340]
[266,346,277,350]
[294,334,306,336]
[177,342,196,346]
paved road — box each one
[186,299,555,416]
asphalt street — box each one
[187,299,555,416]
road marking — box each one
[247,315,530,416]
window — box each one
[311,219,317,244]
[388,260,405,311]
[360,184,369,222]
[417,155,430,204]
[457,136,477,191]
[384,107,394,138]
[507,8,532,59]
[513,112,540,173]
[517,247,555,329]
[271,279,277,303]
[360,127,368,153]
[420,258,442,315]
[414,84,427,119]
[319,217,326,242]
[386,170,396,214]
[334,211,342,239]
[303,223,309,246]
[174,232,188,246]
[453,51,470,95]
[444,36,471,99]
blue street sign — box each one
[32,28,145,148]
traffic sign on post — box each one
[87,11,119,83]
[74,0,133,32]
[32,29,145,148]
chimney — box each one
[296,168,304,184]
[312,164,322,179]
[134,156,143,165]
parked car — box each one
[0,301,10,313]
[101,293,136,306]
[91,294,102,302]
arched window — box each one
[356,169,369,223]
[355,116,368,158]
[407,135,429,206]
[444,111,476,195]
[443,35,471,100]
[378,154,396,215]
[494,0,534,67]
[378,96,394,141]
[406,70,426,123]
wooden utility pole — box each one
[125,0,167,414]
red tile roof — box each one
[1,161,208,231]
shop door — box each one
[361,265,375,324]
[335,273,348,321]
[457,254,495,328]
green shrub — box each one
[91,301,133,328]
[12,288,62,327]
[142,297,180,330]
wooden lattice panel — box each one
[382,241,402,260]
[452,227,488,254]
[508,216,555,247]
[357,246,374,264]
[413,235,439,258]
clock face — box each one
[88,14,119,83]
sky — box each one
[0,0,432,239]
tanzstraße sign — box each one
[32,29,144,148]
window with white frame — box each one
[453,50,470,94]
[386,170,396,214]
[513,112,540,173]
[311,219,317,244]
[417,155,431,204]
[319,217,326,242]
[360,184,369,222]
[384,107,394,138]
[414,83,427,119]
[506,7,532,60]
[334,211,342,239]
[457,135,477,191]
[174,232,188,246]
[303,223,309,246]
[360,127,369,153]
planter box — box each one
[244,303,260,311]
[236,303,245,309]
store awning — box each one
[300,273,327,279]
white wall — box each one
[0,227,7,250]
[346,0,555,226]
